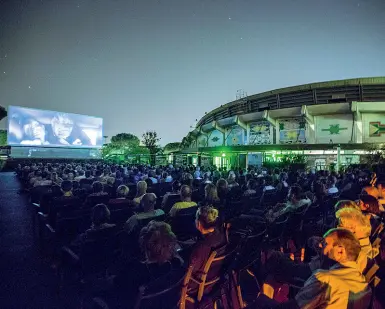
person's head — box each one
[334,200,361,213]
[279,172,288,182]
[196,206,219,234]
[313,181,327,198]
[321,228,361,263]
[247,179,257,190]
[91,204,110,227]
[171,180,181,192]
[85,170,91,178]
[288,185,302,202]
[362,186,380,199]
[51,172,58,180]
[228,173,236,183]
[139,221,177,264]
[116,185,129,198]
[180,185,192,201]
[41,171,48,179]
[77,170,85,176]
[328,175,337,186]
[216,178,228,198]
[61,180,73,193]
[21,118,45,141]
[136,181,147,195]
[106,177,115,186]
[182,173,194,187]
[92,181,104,193]
[141,193,157,212]
[358,194,381,215]
[336,208,371,239]
[204,183,219,202]
[51,113,74,139]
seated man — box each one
[267,186,311,222]
[336,207,379,269]
[51,180,80,217]
[169,185,197,217]
[83,181,110,207]
[124,193,165,235]
[257,228,369,309]
[69,204,116,250]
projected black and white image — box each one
[7,106,103,147]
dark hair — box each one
[323,228,362,262]
[92,181,104,193]
[289,185,302,198]
[61,180,73,192]
[359,194,381,215]
[196,206,219,230]
[85,170,91,178]
[139,221,177,264]
[91,204,110,226]
[172,180,182,192]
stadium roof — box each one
[196,77,385,127]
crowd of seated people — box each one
[14,160,385,308]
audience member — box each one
[169,185,197,217]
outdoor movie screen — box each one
[7,106,103,148]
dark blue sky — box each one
[0,0,384,145]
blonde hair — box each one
[136,181,147,196]
[334,200,361,213]
[336,208,371,238]
[196,206,219,230]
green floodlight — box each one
[222,153,226,157]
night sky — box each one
[1,0,384,145]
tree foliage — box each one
[163,142,181,154]
[0,106,7,122]
[0,130,7,146]
[142,131,161,165]
[110,133,140,147]
[102,132,144,159]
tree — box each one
[102,132,143,160]
[142,131,161,165]
[0,106,7,122]
[111,133,140,148]
[163,142,181,154]
[0,130,7,146]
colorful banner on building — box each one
[226,125,245,146]
[207,130,224,147]
[278,118,306,144]
[362,113,385,143]
[315,114,353,144]
[249,121,273,145]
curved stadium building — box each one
[178,77,385,169]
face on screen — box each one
[23,119,45,141]
[52,114,74,139]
